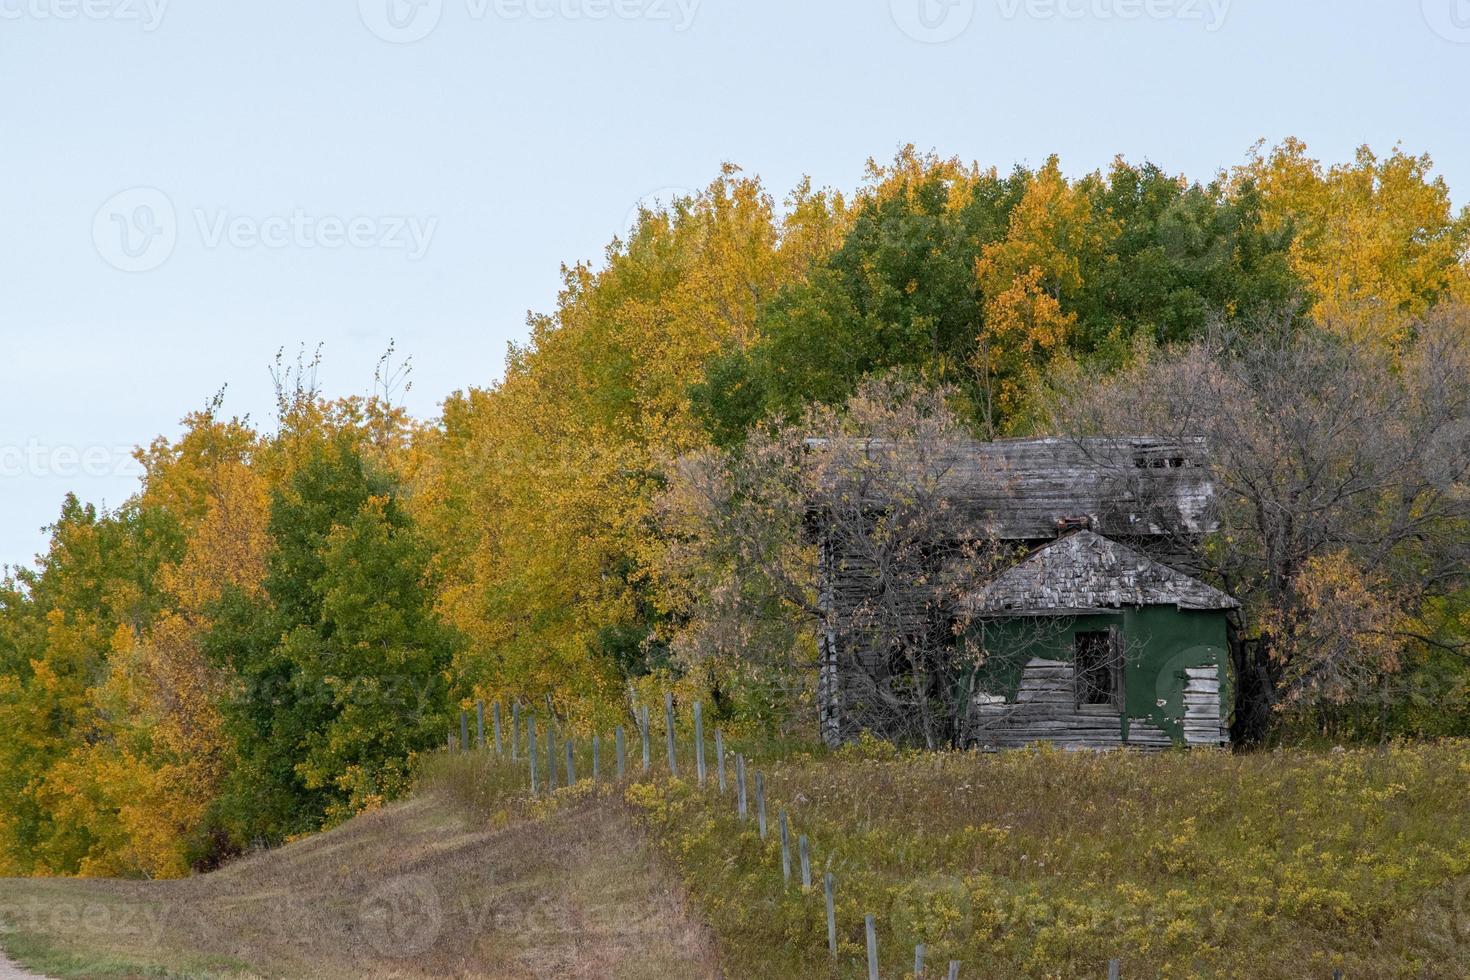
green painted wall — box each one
[966,606,1231,745]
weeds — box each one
[628,739,1470,978]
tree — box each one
[207,436,457,843]
[1051,303,1470,742]
[1236,139,1470,347]
[658,376,1007,748]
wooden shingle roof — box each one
[805,436,1216,541]
[966,530,1238,616]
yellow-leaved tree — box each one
[972,157,1115,431]
[1237,138,1470,347]
[412,168,846,728]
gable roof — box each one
[804,436,1216,541]
[966,530,1238,616]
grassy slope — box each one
[0,757,718,979]
[629,740,1470,979]
[6,741,1469,979]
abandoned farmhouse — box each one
[813,436,1237,750]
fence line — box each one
[444,698,1251,979]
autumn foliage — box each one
[2,141,1468,877]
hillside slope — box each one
[0,785,717,979]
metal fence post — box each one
[780,810,791,884]
[694,701,705,786]
[511,702,521,761]
[528,717,538,794]
[824,872,837,958]
[755,772,767,839]
[715,729,726,792]
[865,915,879,980]
[736,754,747,819]
[640,707,651,774]
[664,691,677,777]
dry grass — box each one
[0,755,719,979]
[629,739,1470,979]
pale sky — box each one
[2,0,1467,568]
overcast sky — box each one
[2,0,1467,569]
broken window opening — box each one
[1074,629,1123,708]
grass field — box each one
[627,739,1470,979]
[0,754,716,979]
[3,740,1468,978]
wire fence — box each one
[447,700,1346,979]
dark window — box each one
[1074,630,1122,707]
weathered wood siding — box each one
[812,437,1229,747]
[971,659,1226,751]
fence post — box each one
[528,717,538,794]
[616,726,626,779]
[948,961,961,980]
[694,701,706,787]
[799,834,812,890]
[779,810,791,884]
[865,915,879,980]
[715,729,726,792]
[460,710,469,752]
[736,754,747,819]
[547,727,558,791]
[511,703,521,761]
[755,772,767,840]
[1109,960,1121,980]
[915,943,925,977]
[593,735,601,780]
[664,691,677,777]
[824,872,837,958]
[476,701,485,750]
[566,736,576,784]
[493,702,504,756]
[640,707,651,774]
